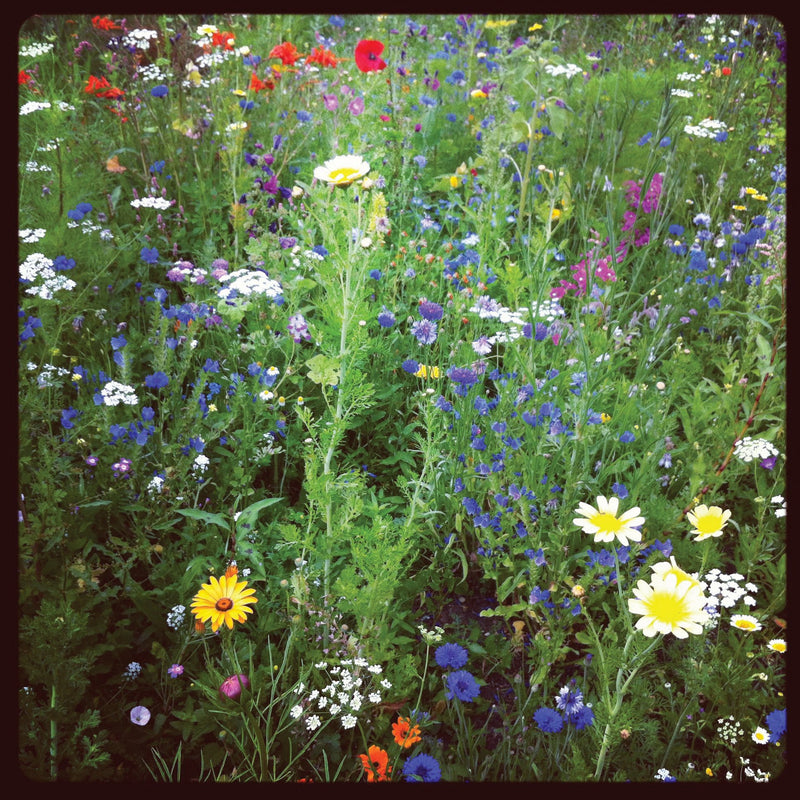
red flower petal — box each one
[354,39,386,72]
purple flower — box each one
[130,705,151,725]
[144,371,169,389]
[377,307,396,327]
[287,313,311,343]
[418,300,444,321]
[533,707,563,733]
[219,674,249,700]
[167,664,184,678]
[444,669,480,702]
[435,643,469,670]
[349,96,365,116]
[322,93,339,110]
[402,359,420,374]
[760,455,777,470]
[411,319,438,345]
[140,246,159,264]
[619,431,635,443]
[150,84,169,97]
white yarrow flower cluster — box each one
[20,253,77,299]
[217,269,283,300]
[122,28,159,50]
[20,228,47,243]
[100,381,138,406]
[31,363,71,389]
[290,658,390,732]
[677,71,701,82]
[131,196,173,211]
[771,495,786,518]
[20,41,54,58]
[683,117,728,138]
[192,454,210,476]
[671,88,694,98]
[733,436,779,463]
[544,62,583,78]
[701,569,758,620]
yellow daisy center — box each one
[734,618,757,630]
[590,511,622,532]
[329,166,360,183]
[770,641,787,653]
[215,597,234,611]
[696,511,724,533]
[646,591,688,625]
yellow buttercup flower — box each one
[191,573,258,632]
[686,504,731,541]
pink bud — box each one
[219,674,249,700]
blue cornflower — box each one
[619,430,635,443]
[53,255,76,271]
[296,110,312,123]
[402,753,441,782]
[240,100,255,111]
[145,371,169,389]
[369,269,382,280]
[402,359,420,374]
[448,366,479,387]
[638,132,652,146]
[140,247,159,264]
[61,407,79,429]
[150,84,169,97]
[411,319,438,345]
[149,160,165,174]
[533,707,563,733]
[611,481,629,499]
[571,705,594,730]
[377,307,396,327]
[418,300,444,321]
[435,643,468,670]
[445,670,480,702]
[555,685,584,719]
[766,708,786,742]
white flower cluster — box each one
[20,252,53,282]
[68,217,113,241]
[192,454,210,476]
[20,228,47,243]
[717,715,744,746]
[702,569,758,619]
[23,161,52,173]
[131,196,173,210]
[30,362,71,389]
[683,117,728,138]
[100,380,138,406]
[166,604,186,630]
[20,101,52,116]
[733,436,779,463]
[146,474,165,496]
[290,246,325,270]
[123,661,142,680]
[289,658,391,733]
[122,28,159,50]
[544,63,583,79]
[217,269,282,300]
[136,63,168,83]
[20,41,54,58]
[20,253,77,299]
[771,495,786,518]
[671,88,694,98]
[676,71,701,82]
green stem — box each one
[50,683,58,781]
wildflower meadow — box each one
[18,13,786,783]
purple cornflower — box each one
[555,685,584,720]
[377,307,396,327]
[411,319,438,345]
[434,643,469,670]
[287,313,311,343]
[167,664,184,678]
[418,299,444,321]
[533,707,563,733]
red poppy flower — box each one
[212,30,235,50]
[19,70,32,85]
[84,74,110,94]
[354,39,386,72]
[96,86,125,99]
[306,45,339,68]
[92,15,120,31]
[269,41,301,66]
[249,72,274,92]
[722,66,732,76]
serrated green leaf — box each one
[306,353,341,386]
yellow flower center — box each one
[735,619,757,630]
[646,591,687,625]
[696,511,724,533]
[329,167,360,183]
[215,597,234,611]
[770,641,787,653]
[590,512,622,532]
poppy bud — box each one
[219,674,249,700]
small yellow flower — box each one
[706,768,713,777]
[450,175,460,188]
[550,208,562,221]
[686,504,731,541]
[470,89,487,99]
[732,204,747,211]
[600,412,611,423]
[744,186,759,195]
[753,193,768,201]
[529,23,543,32]
[208,403,217,412]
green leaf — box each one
[236,496,284,531]
[306,354,341,386]
[175,508,230,529]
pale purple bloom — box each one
[411,319,438,345]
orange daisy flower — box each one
[392,716,422,748]
[358,745,392,782]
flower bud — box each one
[219,674,249,700]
